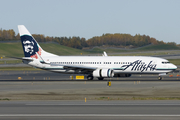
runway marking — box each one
[0,114,180,117]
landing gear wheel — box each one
[98,77,104,80]
[87,75,94,80]
[158,76,162,80]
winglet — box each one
[103,51,108,57]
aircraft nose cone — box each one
[172,64,177,70]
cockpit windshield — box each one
[162,61,170,64]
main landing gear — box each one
[87,75,104,80]
[87,75,93,80]
[98,77,104,80]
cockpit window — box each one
[162,61,170,64]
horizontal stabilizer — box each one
[22,57,33,61]
[6,56,33,61]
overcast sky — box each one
[0,0,180,43]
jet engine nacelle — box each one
[93,69,114,78]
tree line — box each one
[0,28,177,49]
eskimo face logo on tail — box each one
[23,40,34,54]
[21,35,40,58]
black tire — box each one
[87,76,93,80]
[158,76,162,80]
[98,77,104,80]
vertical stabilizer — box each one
[18,25,56,59]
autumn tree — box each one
[0,28,175,49]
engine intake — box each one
[93,69,114,78]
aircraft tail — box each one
[18,25,56,59]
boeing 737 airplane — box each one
[18,25,177,80]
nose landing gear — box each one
[158,76,162,80]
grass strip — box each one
[96,97,180,100]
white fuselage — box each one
[26,56,177,74]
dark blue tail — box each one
[18,25,42,58]
[20,35,40,57]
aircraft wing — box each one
[50,63,97,73]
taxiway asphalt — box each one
[0,70,180,120]
[0,101,180,120]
